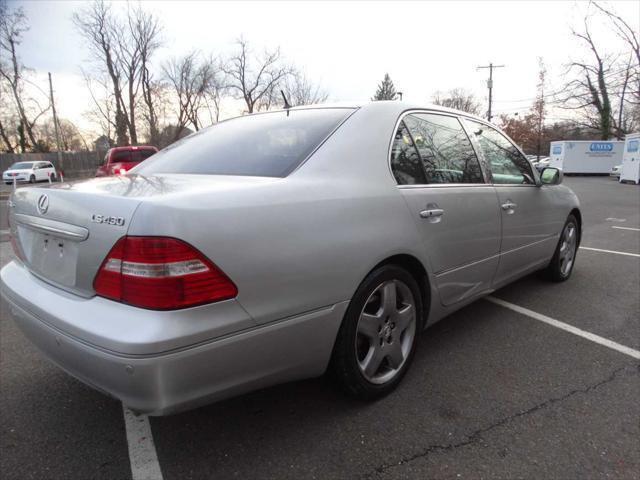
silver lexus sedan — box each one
[1,102,581,415]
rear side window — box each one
[134,109,353,177]
[390,121,426,185]
[403,113,484,184]
[111,149,156,164]
[464,119,534,184]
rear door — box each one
[392,112,501,306]
[463,119,561,285]
[35,162,48,181]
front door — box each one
[463,119,561,285]
[391,112,501,306]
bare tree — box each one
[432,88,482,115]
[562,19,616,139]
[533,58,547,158]
[559,1,640,139]
[82,71,116,141]
[73,0,129,145]
[0,0,50,152]
[203,58,226,123]
[223,38,291,113]
[591,1,639,102]
[283,70,329,106]
[74,1,163,146]
[163,52,215,140]
[132,6,163,146]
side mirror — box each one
[540,167,563,185]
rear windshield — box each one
[133,108,353,177]
[110,149,156,164]
[9,162,34,169]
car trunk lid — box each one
[9,183,141,297]
[8,174,278,298]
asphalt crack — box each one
[362,364,638,478]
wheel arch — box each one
[569,208,582,245]
[367,253,431,325]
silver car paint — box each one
[0,101,581,414]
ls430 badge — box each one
[91,214,125,226]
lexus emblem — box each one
[37,194,49,215]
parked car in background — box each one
[1,102,581,415]
[534,156,551,171]
[3,161,57,184]
[95,146,158,177]
[610,164,622,178]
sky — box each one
[9,0,640,138]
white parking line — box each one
[487,297,640,360]
[606,217,627,222]
[123,406,164,480]
[612,226,640,232]
[579,246,640,258]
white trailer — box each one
[620,133,640,184]
[549,140,624,174]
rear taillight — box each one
[93,236,237,310]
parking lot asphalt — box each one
[0,176,638,480]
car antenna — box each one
[281,90,292,116]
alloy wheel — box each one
[355,279,416,384]
[559,223,577,276]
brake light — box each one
[94,236,237,310]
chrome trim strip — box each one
[14,213,89,241]
[398,184,495,189]
[433,234,557,277]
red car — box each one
[95,146,158,177]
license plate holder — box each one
[25,230,78,287]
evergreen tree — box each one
[371,73,397,101]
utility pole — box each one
[477,63,504,123]
[48,72,63,175]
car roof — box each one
[10,161,36,165]
[283,100,490,124]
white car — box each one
[3,161,57,184]
[610,165,622,178]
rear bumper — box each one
[1,261,347,415]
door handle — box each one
[419,208,444,219]
[501,202,517,211]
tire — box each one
[546,214,579,282]
[29,175,36,183]
[50,173,56,182]
[330,264,423,400]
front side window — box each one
[134,108,353,177]
[403,113,484,184]
[464,119,534,184]
[390,121,426,185]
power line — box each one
[477,63,505,122]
